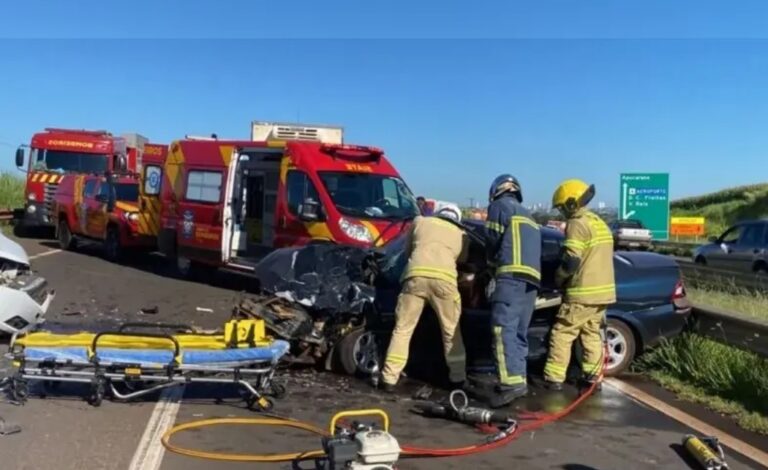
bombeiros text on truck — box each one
[158,121,420,277]
[14,128,134,233]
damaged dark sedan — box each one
[243,219,691,382]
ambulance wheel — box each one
[105,226,122,262]
[246,395,274,412]
[58,219,76,250]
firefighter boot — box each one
[488,384,528,408]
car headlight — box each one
[27,205,36,214]
[27,193,37,202]
[338,217,373,244]
[124,212,139,222]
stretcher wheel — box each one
[269,383,287,399]
[87,379,107,407]
[246,396,274,412]
[11,378,29,402]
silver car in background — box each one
[610,219,653,251]
[692,220,768,273]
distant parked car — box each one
[692,220,768,273]
[610,219,653,250]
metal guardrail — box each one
[678,261,768,293]
[692,306,768,357]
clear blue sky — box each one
[2,1,768,206]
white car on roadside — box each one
[610,219,653,251]
[0,231,54,335]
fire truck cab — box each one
[159,121,420,276]
[15,128,131,231]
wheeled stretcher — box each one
[4,320,290,410]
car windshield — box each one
[32,149,109,174]
[318,172,420,220]
[115,183,139,202]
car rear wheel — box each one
[604,319,636,376]
[57,220,76,250]
[694,256,707,266]
[337,328,381,377]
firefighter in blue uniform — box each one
[484,175,542,407]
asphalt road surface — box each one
[1,234,766,470]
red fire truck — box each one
[158,121,420,277]
[14,128,131,232]
[50,141,168,260]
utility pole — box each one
[468,197,475,208]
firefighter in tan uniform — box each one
[543,179,616,389]
[380,204,470,392]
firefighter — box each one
[380,204,469,392]
[484,175,542,408]
[543,179,616,389]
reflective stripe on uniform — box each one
[544,361,568,382]
[586,235,614,247]
[494,326,526,386]
[386,353,408,365]
[582,358,602,377]
[567,284,616,295]
[404,266,457,283]
[485,221,504,233]
[496,264,541,280]
[564,239,586,251]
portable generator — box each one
[318,409,401,470]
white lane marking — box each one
[28,249,62,260]
[127,385,185,470]
[606,378,768,466]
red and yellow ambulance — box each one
[158,122,420,276]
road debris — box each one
[196,307,214,313]
[140,306,159,315]
[0,417,22,435]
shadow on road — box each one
[669,443,702,469]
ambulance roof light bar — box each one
[251,121,344,145]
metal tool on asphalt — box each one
[683,434,729,470]
[4,319,288,410]
[413,389,517,427]
[0,417,21,435]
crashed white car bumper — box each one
[0,274,54,335]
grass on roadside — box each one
[687,286,768,322]
[635,333,768,434]
[0,171,24,209]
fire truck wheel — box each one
[57,220,76,250]
[105,226,122,262]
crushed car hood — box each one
[253,244,377,315]
[0,232,30,266]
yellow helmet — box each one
[552,179,595,214]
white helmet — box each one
[434,202,462,223]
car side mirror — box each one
[15,147,24,168]
[298,198,322,222]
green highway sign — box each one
[619,173,670,240]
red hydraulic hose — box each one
[400,345,608,458]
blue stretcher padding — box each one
[22,340,290,367]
